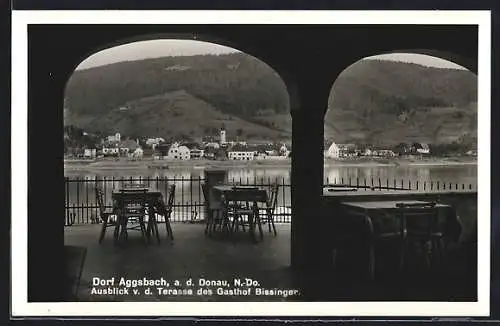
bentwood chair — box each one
[117,194,149,246]
[258,183,279,236]
[224,188,266,241]
[202,184,233,236]
[202,184,221,236]
[332,204,407,281]
[153,184,175,241]
[96,186,118,244]
[397,202,446,271]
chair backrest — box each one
[95,186,106,216]
[201,184,209,202]
[396,202,440,235]
[166,184,176,212]
[267,183,280,211]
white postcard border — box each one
[11,10,491,317]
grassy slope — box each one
[65,54,477,145]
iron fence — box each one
[64,175,476,226]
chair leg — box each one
[368,244,376,281]
[423,240,431,270]
[210,213,219,234]
[205,214,212,235]
[118,219,128,247]
[146,218,152,241]
[399,237,408,273]
[139,217,148,247]
[256,215,264,241]
[165,216,174,241]
[240,217,246,232]
[431,238,445,269]
[98,217,108,244]
[113,223,120,246]
[270,215,277,236]
[153,218,161,244]
[231,215,238,233]
[222,215,231,235]
[438,238,447,266]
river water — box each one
[64,164,478,223]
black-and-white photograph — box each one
[12,10,490,317]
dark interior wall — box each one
[28,26,66,301]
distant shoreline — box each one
[64,157,477,172]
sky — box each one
[75,39,467,71]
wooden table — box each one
[324,186,359,193]
[112,189,171,245]
[340,200,462,240]
[339,199,462,279]
[211,185,269,241]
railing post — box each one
[65,177,69,225]
[76,177,80,224]
[85,176,89,223]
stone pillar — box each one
[289,84,331,272]
[29,72,65,301]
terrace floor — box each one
[65,223,476,302]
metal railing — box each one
[64,176,476,226]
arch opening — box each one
[323,52,477,186]
[63,37,294,224]
[64,38,292,164]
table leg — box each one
[113,209,123,246]
[153,214,161,244]
[365,213,376,281]
[148,207,160,244]
[145,210,152,243]
[118,215,128,247]
[248,208,256,242]
[113,222,120,246]
[255,202,264,241]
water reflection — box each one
[67,165,476,187]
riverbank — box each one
[64,157,477,171]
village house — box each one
[227,144,256,160]
[168,142,191,160]
[375,149,397,157]
[189,148,204,159]
[83,148,97,159]
[101,146,119,156]
[156,142,172,158]
[228,151,255,160]
[107,132,121,143]
[325,142,340,158]
[466,144,478,156]
[325,142,358,158]
[412,142,431,155]
[204,142,221,150]
[130,147,144,158]
[145,137,165,149]
[117,139,141,157]
[279,143,290,157]
[203,147,216,160]
[338,144,358,157]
